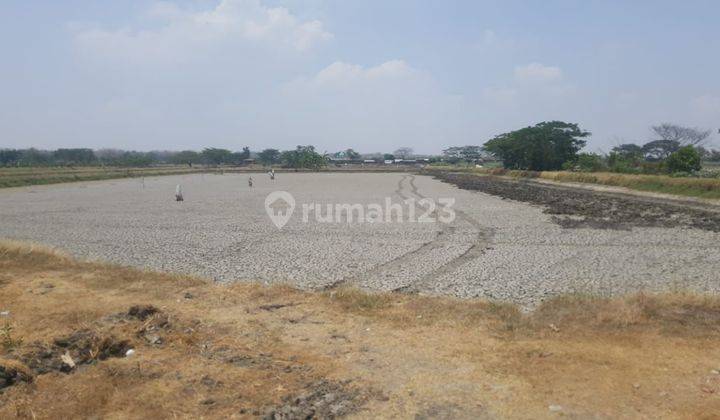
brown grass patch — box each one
[524,293,720,337]
[2,241,720,418]
[0,240,74,270]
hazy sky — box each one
[2,0,719,154]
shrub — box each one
[666,146,701,174]
[575,153,605,172]
[607,152,640,174]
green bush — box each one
[607,152,640,174]
[666,146,701,174]
[280,145,326,169]
[575,153,605,172]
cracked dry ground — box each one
[2,242,720,419]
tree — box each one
[483,121,590,171]
[607,143,643,171]
[201,148,233,165]
[53,148,97,165]
[666,146,701,173]
[611,144,643,161]
[651,123,711,147]
[170,150,202,165]
[96,148,124,164]
[257,148,281,165]
[393,147,414,159]
[96,149,157,166]
[147,150,175,163]
[230,147,251,164]
[281,145,326,169]
[0,149,21,166]
[19,148,52,166]
[383,153,395,161]
[344,148,361,160]
[442,146,483,162]
[642,140,680,161]
[580,153,605,172]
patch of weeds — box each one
[328,288,392,314]
[1,323,23,352]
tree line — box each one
[445,122,718,175]
[0,145,424,169]
[0,146,323,169]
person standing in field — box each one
[248,176,253,187]
[175,184,184,201]
[269,169,275,181]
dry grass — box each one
[327,287,522,330]
[0,240,74,269]
[523,293,720,338]
[2,241,720,418]
[0,166,211,189]
[540,171,720,199]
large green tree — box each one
[257,148,281,165]
[666,146,701,173]
[483,121,590,170]
[201,148,233,165]
[611,143,644,161]
[281,145,326,169]
[641,140,680,161]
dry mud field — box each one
[1,172,719,307]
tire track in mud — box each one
[321,175,436,290]
[392,176,494,293]
[325,174,493,293]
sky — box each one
[1,0,720,154]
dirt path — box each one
[2,242,720,418]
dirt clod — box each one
[21,330,130,375]
[263,380,362,419]
[127,305,160,321]
[0,361,33,390]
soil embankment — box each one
[431,171,720,232]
